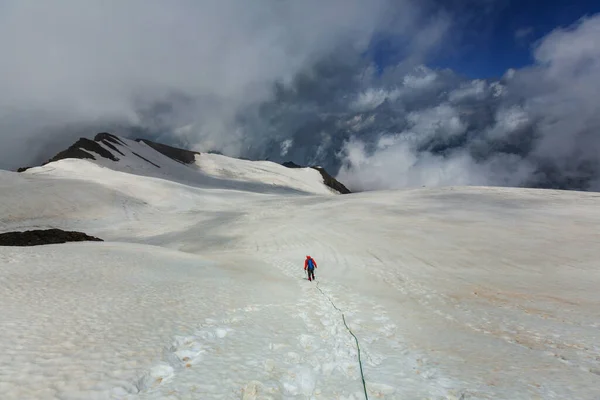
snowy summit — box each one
[1,133,599,399]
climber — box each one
[304,255,317,281]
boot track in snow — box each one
[315,280,369,400]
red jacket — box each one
[304,257,317,270]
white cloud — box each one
[485,106,530,139]
[406,104,466,140]
[280,139,293,157]
[337,139,484,190]
[335,14,600,192]
[2,2,599,192]
[0,0,407,168]
[337,137,536,191]
[515,27,534,40]
[490,82,506,97]
[449,80,487,102]
[351,88,401,111]
[513,15,600,163]
[402,66,438,89]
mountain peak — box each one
[18,133,351,194]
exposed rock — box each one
[131,151,160,168]
[17,134,122,172]
[47,138,119,164]
[94,132,126,146]
[311,166,351,194]
[0,229,103,246]
[282,161,351,194]
[135,139,199,164]
[282,161,303,168]
[96,136,125,156]
[16,133,199,172]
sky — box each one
[432,0,600,78]
[1,0,600,192]
[368,0,600,78]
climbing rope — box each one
[316,281,369,400]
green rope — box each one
[316,281,369,400]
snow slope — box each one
[28,134,340,196]
[1,151,600,399]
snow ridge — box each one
[19,133,350,195]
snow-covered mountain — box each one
[1,133,599,399]
[17,132,350,196]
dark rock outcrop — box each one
[131,151,160,168]
[94,132,126,146]
[94,133,125,156]
[17,133,200,172]
[135,139,199,164]
[0,229,103,246]
[311,166,351,194]
[282,161,303,168]
[48,138,119,164]
[16,134,122,172]
[282,161,351,194]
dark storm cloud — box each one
[250,15,600,192]
[0,0,412,169]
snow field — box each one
[195,153,336,196]
[1,155,600,399]
[137,254,377,399]
[0,243,221,398]
[240,188,600,399]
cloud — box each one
[280,139,293,157]
[2,2,599,193]
[0,0,418,169]
[162,8,600,193]
[513,15,600,165]
[336,138,534,190]
[448,79,487,102]
[351,88,402,111]
[339,16,600,190]
[515,26,534,40]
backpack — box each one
[307,258,315,270]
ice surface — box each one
[1,152,600,399]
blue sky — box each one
[371,0,600,79]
